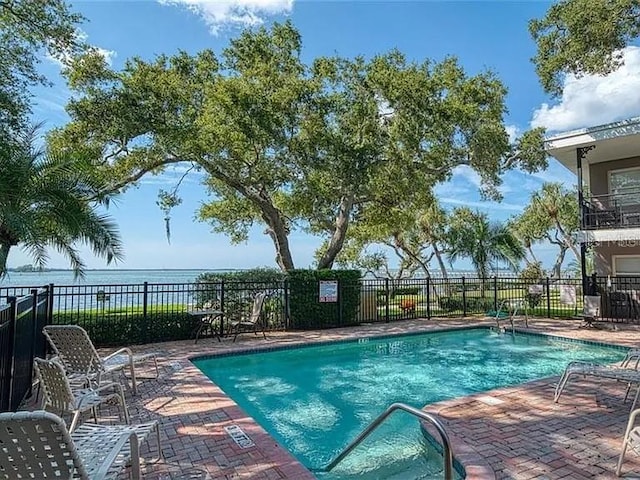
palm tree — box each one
[0,128,124,277]
[447,208,525,295]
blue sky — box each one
[11,0,640,272]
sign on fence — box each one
[528,285,544,295]
[319,281,338,303]
[559,285,576,305]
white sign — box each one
[319,280,338,303]
[528,284,543,295]
[559,285,576,305]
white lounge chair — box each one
[617,407,640,476]
[0,410,160,480]
[229,292,267,342]
[554,361,640,410]
[43,325,159,394]
[34,357,130,432]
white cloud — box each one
[531,46,640,132]
[159,0,294,34]
[451,165,482,189]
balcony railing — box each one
[582,190,640,229]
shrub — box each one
[288,269,361,329]
[399,298,416,313]
[437,296,494,313]
[524,292,543,308]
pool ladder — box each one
[321,402,454,480]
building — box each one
[545,117,640,284]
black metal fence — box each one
[0,288,49,413]
[2,275,639,350]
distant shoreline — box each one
[7,268,241,273]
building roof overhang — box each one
[544,117,640,173]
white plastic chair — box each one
[43,325,159,394]
[0,410,159,480]
[35,357,130,432]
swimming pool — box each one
[193,328,626,479]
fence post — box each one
[385,278,390,323]
[426,277,431,320]
[462,277,467,317]
[493,276,498,312]
[28,290,39,398]
[141,282,149,344]
[47,284,54,327]
[546,277,551,317]
[220,280,225,337]
[6,296,16,411]
[338,279,343,326]
[284,278,290,330]
[142,282,148,321]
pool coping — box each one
[187,323,631,479]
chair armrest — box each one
[103,347,133,362]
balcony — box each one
[582,190,640,230]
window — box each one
[613,255,640,276]
[609,167,640,206]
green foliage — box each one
[51,311,194,347]
[0,0,84,133]
[0,127,124,277]
[519,262,546,283]
[447,208,525,281]
[530,0,640,95]
[53,21,547,273]
[437,296,495,313]
[511,183,579,278]
[288,269,361,329]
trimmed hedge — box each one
[51,311,195,347]
[288,269,361,329]
[437,296,495,313]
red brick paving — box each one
[85,318,640,478]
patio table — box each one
[188,308,224,343]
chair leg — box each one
[128,359,138,395]
[616,439,628,476]
[129,431,141,480]
[69,410,82,432]
[554,370,572,403]
[116,383,131,425]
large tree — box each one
[511,182,579,278]
[52,22,547,272]
[0,0,84,133]
[530,0,640,95]
[0,127,124,277]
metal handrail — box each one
[322,402,454,480]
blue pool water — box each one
[193,328,626,479]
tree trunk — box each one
[258,199,295,272]
[551,246,568,279]
[0,241,12,277]
[316,195,354,269]
[205,168,295,272]
[432,243,448,280]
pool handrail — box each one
[322,402,454,480]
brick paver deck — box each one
[95,318,640,479]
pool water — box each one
[193,328,626,479]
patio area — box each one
[90,318,640,479]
